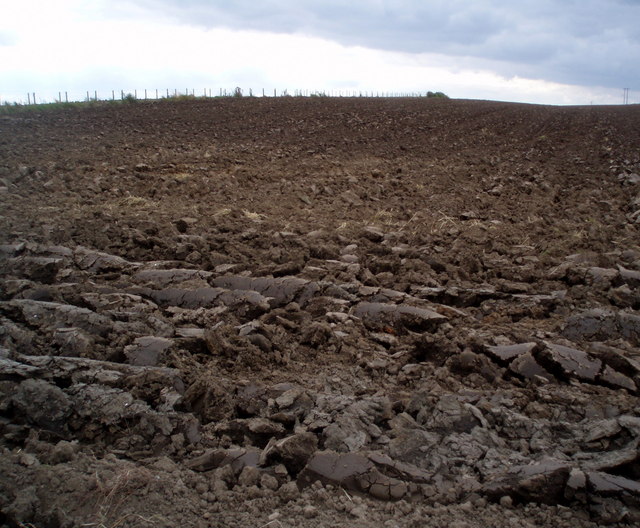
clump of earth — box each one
[1,97,639,527]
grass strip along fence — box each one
[1,88,449,109]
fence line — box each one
[1,88,449,106]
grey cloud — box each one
[128,0,639,88]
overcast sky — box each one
[1,0,638,105]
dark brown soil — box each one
[1,97,639,528]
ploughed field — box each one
[1,97,640,527]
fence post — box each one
[27,93,31,105]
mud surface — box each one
[1,97,640,527]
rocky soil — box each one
[1,96,640,527]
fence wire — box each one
[2,88,449,106]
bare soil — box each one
[1,97,640,527]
